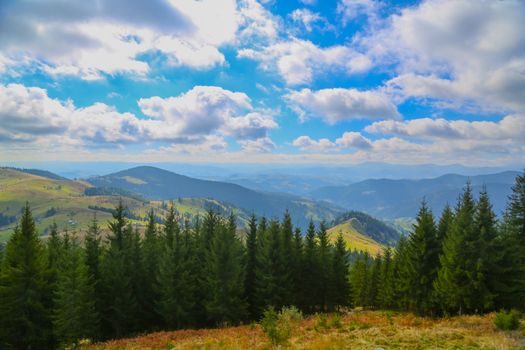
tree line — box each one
[0,169,523,349]
[0,203,351,349]
[350,171,525,316]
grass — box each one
[81,310,525,350]
[327,219,385,256]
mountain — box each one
[2,167,69,181]
[311,171,520,219]
[327,219,385,256]
[87,166,344,228]
[0,168,252,242]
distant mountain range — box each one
[87,166,343,229]
[310,171,520,219]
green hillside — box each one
[327,219,385,256]
[0,168,250,242]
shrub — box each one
[314,314,328,332]
[328,314,343,329]
[494,309,521,331]
[261,306,302,346]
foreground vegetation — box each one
[84,310,524,350]
[0,169,523,349]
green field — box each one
[327,218,385,256]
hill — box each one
[327,219,385,256]
[311,171,519,219]
[82,311,523,350]
[87,166,344,228]
[0,168,251,242]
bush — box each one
[494,309,521,331]
[261,306,302,346]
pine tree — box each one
[281,211,295,306]
[0,203,53,349]
[141,210,161,330]
[244,214,258,319]
[84,214,103,340]
[405,201,439,315]
[368,255,381,308]
[437,204,454,244]
[391,236,410,310]
[317,221,332,311]
[378,247,394,309]
[53,235,98,347]
[496,170,525,310]
[331,233,350,309]
[156,215,196,329]
[434,182,477,314]
[291,227,304,308]
[301,220,319,312]
[100,202,138,338]
[205,216,246,325]
[47,222,62,287]
[255,219,290,313]
[349,252,370,307]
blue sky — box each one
[0,0,524,166]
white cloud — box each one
[286,88,400,123]
[292,136,336,152]
[238,38,371,85]
[0,0,279,79]
[365,116,525,141]
[290,9,333,33]
[335,131,372,149]
[238,137,276,152]
[337,0,381,26]
[0,84,278,152]
[359,0,525,113]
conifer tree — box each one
[349,252,370,307]
[141,210,161,329]
[301,220,319,312]
[434,182,477,314]
[157,214,195,329]
[84,215,103,339]
[100,202,138,338]
[0,203,53,349]
[53,235,98,347]
[317,221,332,311]
[281,210,295,305]
[255,219,290,312]
[205,216,246,325]
[378,247,394,309]
[437,204,454,245]
[391,236,410,310]
[368,254,382,308]
[496,170,525,310]
[244,214,258,319]
[291,227,304,307]
[47,222,62,288]
[331,233,350,309]
[406,201,439,315]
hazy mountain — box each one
[87,166,344,228]
[311,171,520,219]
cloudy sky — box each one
[0,0,524,166]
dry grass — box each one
[83,310,525,350]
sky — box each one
[0,0,524,167]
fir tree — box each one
[406,201,439,315]
[244,214,258,319]
[141,210,162,330]
[317,221,332,311]
[205,216,246,325]
[84,215,103,340]
[301,220,319,312]
[349,252,370,307]
[255,219,290,313]
[53,235,98,347]
[368,254,382,308]
[0,203,53,349]
[100,202,138,338]
[378,247,394,309]
[331,233,350,309]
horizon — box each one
[1,0,524,166]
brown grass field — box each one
[82,310,525,350]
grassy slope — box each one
[83,310,524,350]
[327,219,385,256]
[0,169,250,242]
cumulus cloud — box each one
[359,0,525,113]
[365,116,525,141]
[286,88,400,123]
[238,38,371,85]
[0,84,277,152]
[0,0,279,79]
[337,0,381,26]
[292,136,336,152]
